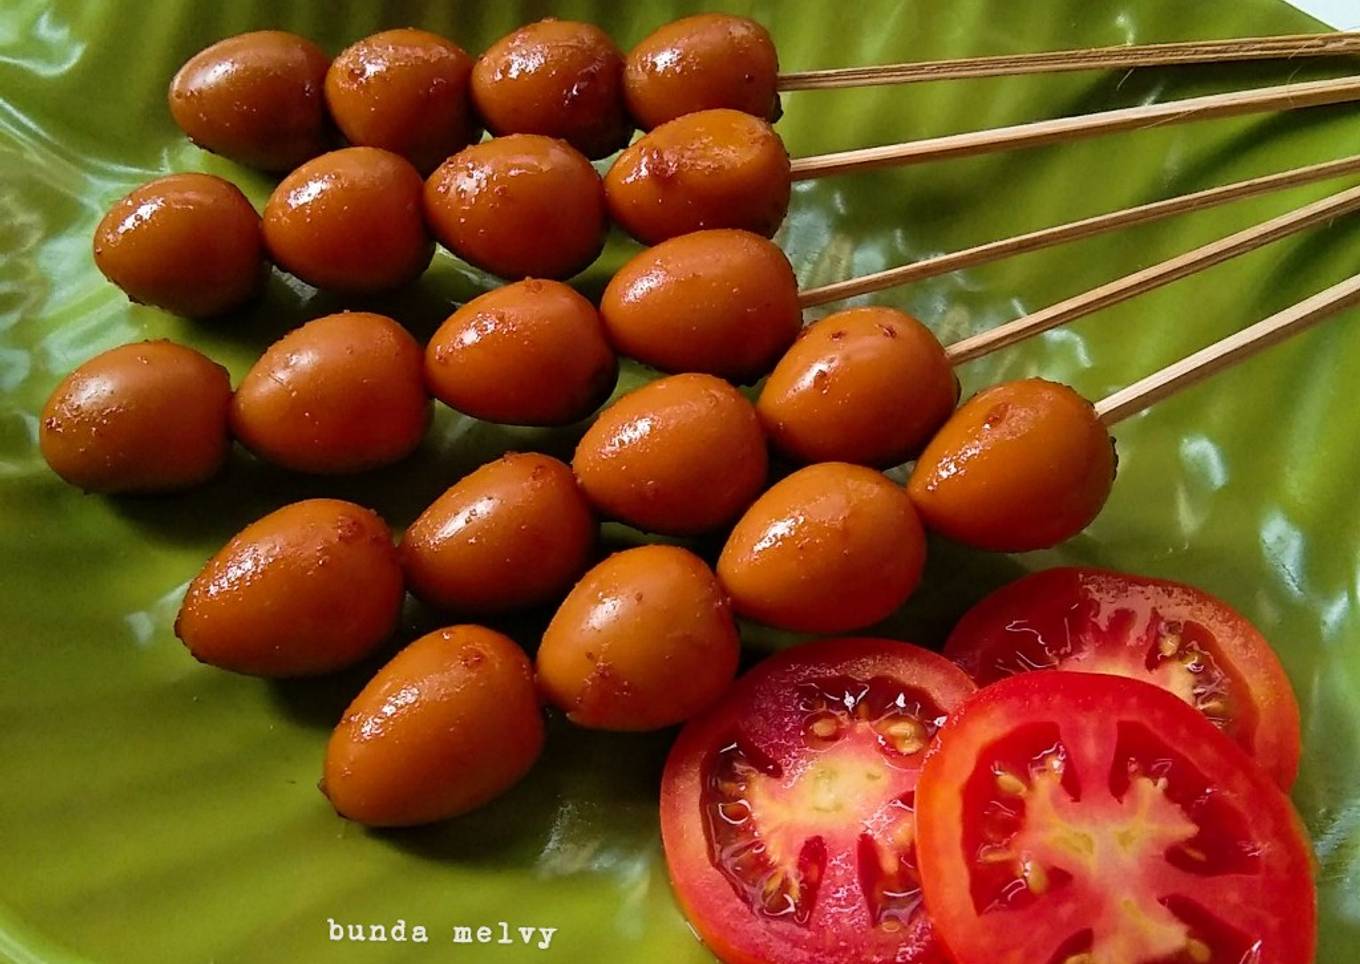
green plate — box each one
[3,0,1359,960]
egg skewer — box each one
[799,152,1360,307]
[157,25,1360,287]
[550,172,1360,478]
[601,165,1360,392]
[908,271,1360,553]
[557,182,1360,578]
[789,74,1360,178]
[628,14,1360,127]
[66,165,1360,496]
[610,75,1360,245]
[715,268,1360,633]
[757,181,1360,468]
[778,30,1360,92]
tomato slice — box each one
[916,671,1315,964]
[944,567,1301,788]
[660,637,976,964]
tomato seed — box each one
[1186,938,1212,962]
[809,715,839,739]
[1021,857,1049,894]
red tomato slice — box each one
[660,637,977,964]
[944,567,1301,788]
[916,671,1316,964]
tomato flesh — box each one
[944,567,1300,788]
[662,638,977,964]
[704,675,939,929]
[916,672,1315,964]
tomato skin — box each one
[661,638,976,964]
[944,566,1301,788]
[624,14,780,129]
[908,378,1115,551]
[915,671,1316,964]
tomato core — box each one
[955,717,1277,962]
[701,675,945,933]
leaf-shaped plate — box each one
[2,0,1358,961]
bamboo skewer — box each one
[1095,273,1360,425]
[943,182,1360,365]
[798,154,1360,308]
[778,31,1360,91]
[789,75,1360,180]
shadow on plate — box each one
[108,404,597,549]
[211,253,496,356]
[265,644,405,730]
[372,711,672,869]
